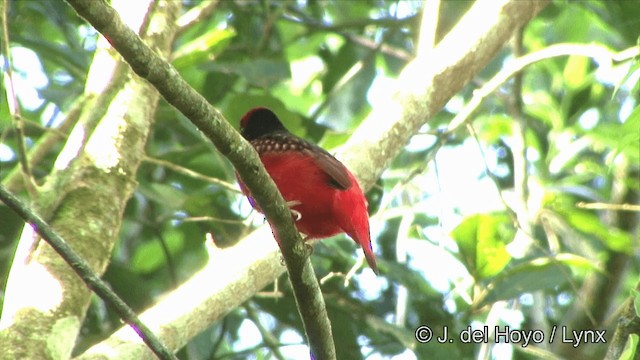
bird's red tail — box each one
[350,216,378,275]
[337,174,379,275]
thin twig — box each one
[1,0,36,195]
[309,24,399,121]
[466,122,598,327]
[244,302,286,360]
[346,33,413,62]
[465,123,523,231]
[446,43,640,135]
[319,271,345,285]
[176,0,220,36]
[0,184,177,360]
[284,10,415,32]
[576,202,640,212]
[144,156,241,193]
[3,94,86,192]
[207,317,227,360]
[283,7,413,62]
[179,216,245,224]
[147,205,178,287]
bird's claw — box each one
[305,243,314,256]
[290,209,302,221]
[286,200,303,221]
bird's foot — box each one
[290,209,302,221]
[286,200,302,221]
[301,235,315,257]
[304,243,314,256]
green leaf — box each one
[564,210,633,253]
[172,29,236,69]
[525,91,563,129]
[202,59,291,89]
[476,114,513,143]
[451,213,513,280]
[547,253,604,273]
[563,55,590,90]
[138,183,187,210]
[620,334,638,360]
[587,105,640,163]
[131,228,184,274]
[632,288,640,317]
[476,257,572,308]
[613,56,640,98]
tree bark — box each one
[0,1,180,359]
[73,1,550,358]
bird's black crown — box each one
[240,107,288,141]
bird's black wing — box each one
[254,131,353,191]
[303,144,352,191]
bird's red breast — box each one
[238,107,378,274]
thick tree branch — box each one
[605,295,640,360]
[64,0,336,358]
[340,0,550,189]
[76,228,284,360]
[71,1,553,358]
[0,1,179,359]
[2,95,86,192]
[0,185,176,360]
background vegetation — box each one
[0,0,638,359]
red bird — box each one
[238,107,378,274]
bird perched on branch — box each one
[237,107,378,274]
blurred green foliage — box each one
[1,1,639,359]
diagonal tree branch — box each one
[340,0,550,189]
[76,228,284,360]
[0,1,180,359]
[0,184,176,360]
[71,0,551,359]
[64,0,336,358]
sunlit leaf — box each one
[172,29,236,69]
[619,334,638,360]
[563,55,590,90]
[564,210,633,253]
[451,213,513,280]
